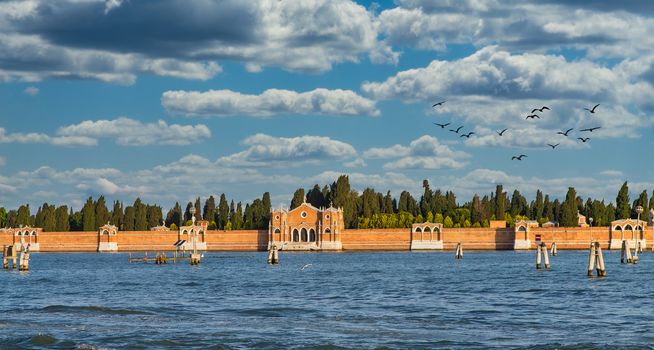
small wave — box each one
[42,305,152,316]
[179,281,202,287]
[233,307,315,317]
[30,333,57,346]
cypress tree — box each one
[632,190,649,221]
[534,190,544,220]
[134,198,148,230]
[262,192,271,224]
[471,194,483,225]
[43,204,56,232]
[82,197,95,231]
[217,194,229,229]
[560,187,578,227]
[290,188,305,209]
[7,210,17,228]
[306,185,325,208]
[331,175,356,228]
[543,195,553,221]
[55,205,69,231]
[124,206,135,230]
[229,200,235,223]
[420,180,432,217]
[361,188,380,218]
[0,207,6,228]
[616,181,630,219]
[383,191,394,214]
[16,204,31,227]
[194,197,202,221]
[146,205,162,228]
[203,196,216,225]
[494,185,505,220]
[95,196,110,229]
[509,189,527,217]
[231,202,243,230]
[165,202,182,227]
[183,202,193,223]
[111,201,124,229]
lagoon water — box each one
[2,251,654,349]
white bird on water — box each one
[300,264,312,271]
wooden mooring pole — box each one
[455,242,463,259]
[268,245,279,265]
[551,242,557,256]
[588,242,606,277]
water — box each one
[1,251,654,349]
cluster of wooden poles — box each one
[2,245,29,271]
[128,251,201,265]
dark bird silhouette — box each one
[449,126,464,133]
[496,128,508,136]
[432,101,446,108]
[460,132,475,138]
[547,143,560,149]
[584,104,600,113]
[433,122,450,129]
[578,137,590,142]
[557,128,574,136]
[580,126,601,132]
[511,154,528,160]
[525,114,540,119]
[531,106,550,113]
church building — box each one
[268,202,344,251]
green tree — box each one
[146,205,163,228]
[55,205,70,231]
[471,194,483,225]
[509,189,527,217]
[82,197,95,231]
[632,190,649,222]
[262,192,272,226]
[306,184,326,208]
[231,202,244,230]
[0,207,6,228]
[443,216,454,228]
[331,175,357,228]
[165,202,182,228]
[203,196,216,226]
[194,197,202,221]
[7,210,17,228]
[420,180,433,217]
[95,196,110,229]
[111,201,124,229]
[217,194,229,229]
[290,188,305,209]
[616,181,630,219]
[560,187,578,227]
[124,206,136,231]
[43,204,56,232]
[494,185,505,220]
[533,190,544,220]
[134,198,148,230]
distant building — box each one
[542,221,559,228]
[269,202,344,251]
[578,211,589,227]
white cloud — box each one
[0,127,97,146]
[57,117,211,146]
[162,88,380,117]
[600,170,624,177]
[343,158,367,168]
[362,135,470,170]
[219,134,357,167]
[23,86,38,95]
[362,47,654,147]
[96,178,147,195]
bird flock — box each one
[431,100,602,160]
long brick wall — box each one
[1,226,651,252]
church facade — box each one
[268,202,344,251]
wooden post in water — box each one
[633,241,639,264]
[596,242,606,277]
[18,250,29,271]
[621,240,628,264]
[536,243,542,270]
[542,243,550,270]
[587,242,596,277]
[2,245,8,270]
[455,242,463,259]
[551,242,557,256]
[626,241,634,264]
[268,245,279,264]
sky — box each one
[0,0,653,211]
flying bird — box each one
[580,126,601,132]
[460,132,475,138]
[577,137,590,142]
[433,122,450,129]
[300,264,312,271]
[557,128,574,136]
[432,101,446,108]
[584,104,600,113]
[547,143,560,149]
[525,114,541,119]
[496,128,508,136]
[449,126,464,133]
[531,106,550,113]
[511,155,528,160]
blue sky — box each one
[0,0,653,211]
